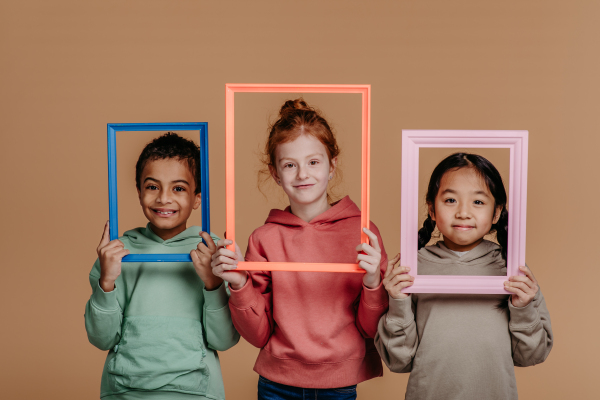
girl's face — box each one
[270,133,336,214]
[429,167,502,252]
[137,158,201,240]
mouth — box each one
[294,184,315,189]
[152,208,178,217]
[452,225,475,231]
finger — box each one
[356,254,378,266]
[212,253,239,268]
[234,242,244,260]
[508,275,535,291]
[362,227,381,252]
[98,221,110,249]
[358,260,377,273]
[115,248,130,259]
[99,239,125,255]
[216,238,233,249]
[519,265,538,285]
[200,231,217,253]
[389,272,415,286]
[385,265,411,281]
[212,247,239,262]
[504,281,532,295]
[355,243,380,258]
[384,254,401,279]
[503,285,527,299]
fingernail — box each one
[406,267,410,271]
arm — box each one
[84,222,128,351]
[84,261,123,351]
[504,265,554,366]
[509,288,553,367]
[211,234,274,349]
[228,235,274,349]
[374,295,419,373]
[202,282,240,351]
[355,226,390,338]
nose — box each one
[157,188,172,204]
[455,203,470,219]
[297,164,309,180]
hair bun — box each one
[279,98,312,116]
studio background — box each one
[1,1,597,399]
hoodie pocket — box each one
[107,316,209,394]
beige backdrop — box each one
[1,0,598,399]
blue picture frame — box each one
[107,122,210,262]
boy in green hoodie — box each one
[84,133,239,400]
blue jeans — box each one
[257,376,357,400]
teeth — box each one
[157,211,174,214]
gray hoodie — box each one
[374,240,553,400]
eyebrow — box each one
[278,153,325,162]
[441,188,491,197]
[143,177,190,185]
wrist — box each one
[204,276,224,291]
[363,273,381,289]
[230,273,248,291]
[99,278,115,292]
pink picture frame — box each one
[225,83,371,273]
[401,130,528,294]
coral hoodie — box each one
[228,196,389,388]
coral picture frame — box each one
[225,84,371,272]
[107,122,210,262]
[401,130,528,294]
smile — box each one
[152,209,178,217]
[452,225,474,231]
[294,184,315,189]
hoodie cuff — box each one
[203,282,229,310]
[509,290,541,329]
[91,280,120,312]
[386,296,415,327]
[229,278,259,310]
[361,281,389,309]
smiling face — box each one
[430,167,502,252]
[269,133,336,221]
[137,158,201,240]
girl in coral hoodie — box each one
[211,99,389,399]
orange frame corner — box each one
[225,83,371,273]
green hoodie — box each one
[84,224,240,400]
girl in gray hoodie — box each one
[374,153,553,400]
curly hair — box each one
[135,132,201,194]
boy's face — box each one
[137,158,201,240]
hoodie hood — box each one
[418,239,506,276]
[122,223,211,250]
[264,195,361,227]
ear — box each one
[268,165,280,185]
[427,202,436,221]
[192,191,202,210]
[493,205,503,224]
[329,156,338,176]
[137,186,142,204]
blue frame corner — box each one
[107,122,210,262]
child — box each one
[375,153,553,400]
[211,99,389,400]
[84,133,240,400]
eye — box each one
[173,186,186,192]
[284,163,295,168]
[146,185,158,190]
[444,198,456,204]
[474,200,484,205]
[309,160,319,165]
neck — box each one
[149,223,187,241]
[442,236,484,252]
[289,195,330,223]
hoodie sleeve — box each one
[84,259,123,351]
[228,234,274,349]
[374,294,419,373]
[509,287,553,367]
[355,223,389,338]
[202,282,240,351]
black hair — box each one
[418,153,509,260]
[135,132,201,194]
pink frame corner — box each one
[225,83,371,273]
[401,130,528,294]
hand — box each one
[355,228,382,289]
[382,253,414,299]
[504,265,539,308]
[97,221,129,292]
[191,232,223,291]
[211,239,248,290]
